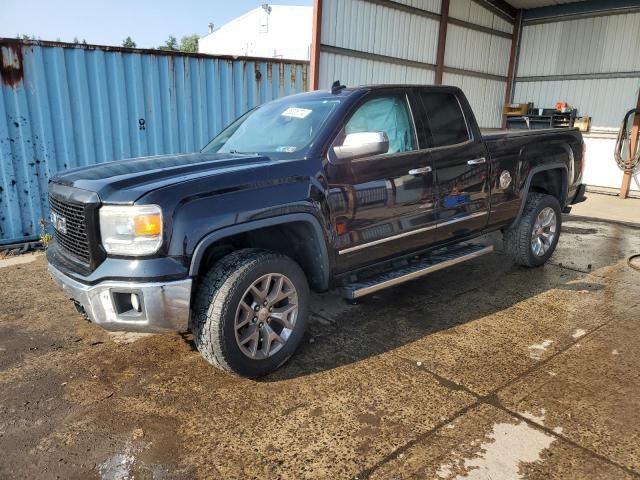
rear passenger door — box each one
[416,90,490,243]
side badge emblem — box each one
[500,170,512,190]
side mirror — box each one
[333,132,389,162]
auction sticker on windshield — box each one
[281,107,312,119]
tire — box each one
[504,193,562,267]
[191,248,309,377]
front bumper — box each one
[48,264,192,333]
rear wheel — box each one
[191,248,309,377]
[504,193,562,267]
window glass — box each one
[419,92,469,147]
[342,96,416,155]
[202,98,342,159]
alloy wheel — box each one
[531,206,557,257]
[234,273,298,359]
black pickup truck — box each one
[47,84,586,376]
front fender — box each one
[188,212,331,289]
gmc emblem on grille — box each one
[50,211,67,234]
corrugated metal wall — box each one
[444,0,512,128]
[319,50,436,88]
[514,77,640,129]
[318,0,440,87]
[0,39,308,245]
[448,0,512,33]
[513,11,640,129]
[512,9,640,194]
[443,72,509,128]
[317,0,513,128]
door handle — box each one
[467,157,486,165]
[408,166,432,175]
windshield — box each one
[202,97,342,159]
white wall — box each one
[582,134,640,196]
[199,5,312,61]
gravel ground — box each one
[0,217,639,479]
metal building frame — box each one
[311,0,517,89]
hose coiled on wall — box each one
[614,108,640,172]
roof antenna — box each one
[331,80,346,94]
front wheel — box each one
[191,248,309,377]
[504,193,562,267]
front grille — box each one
[49,194,91,264]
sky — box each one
[1,0,312,48]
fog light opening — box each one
[112,291,143,316]
[131,293,141,313]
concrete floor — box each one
[0,216,639,479]
[571,192,639,225]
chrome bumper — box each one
[48,264,192,333]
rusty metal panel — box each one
[0,39,308,244]
[444,72,506,128]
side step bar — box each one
[340,244,494,300]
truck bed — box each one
[481,127,580,142]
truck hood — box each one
[51,152,293,204]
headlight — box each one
[99,205,163,255]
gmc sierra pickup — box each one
[47,84,586,376]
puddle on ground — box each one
[99,451,135,480]
[437,421,556,479]
[528,340,553,360]
[572,329,586,339]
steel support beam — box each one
[517,71,640,82]
[310,0,323,90]
[524,0,640,24]
[435,0,450,85]
[502,10,523,128]
[472,0,516,22]
[620,90,640,199]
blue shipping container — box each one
[0,39,308,244]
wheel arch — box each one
[510,163,568,229]
[189,213,331,291]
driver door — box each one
[327,91,438,272]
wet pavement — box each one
[0,216,639,479]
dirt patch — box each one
[561,226,598,235]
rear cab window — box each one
[418,91,470,148]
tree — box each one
[179,34,199,53]
[122,36,137,48]
[158,35,178,51]
[72,37,79,44]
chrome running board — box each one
[340,244,494,300]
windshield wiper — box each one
[229,149,257,155]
